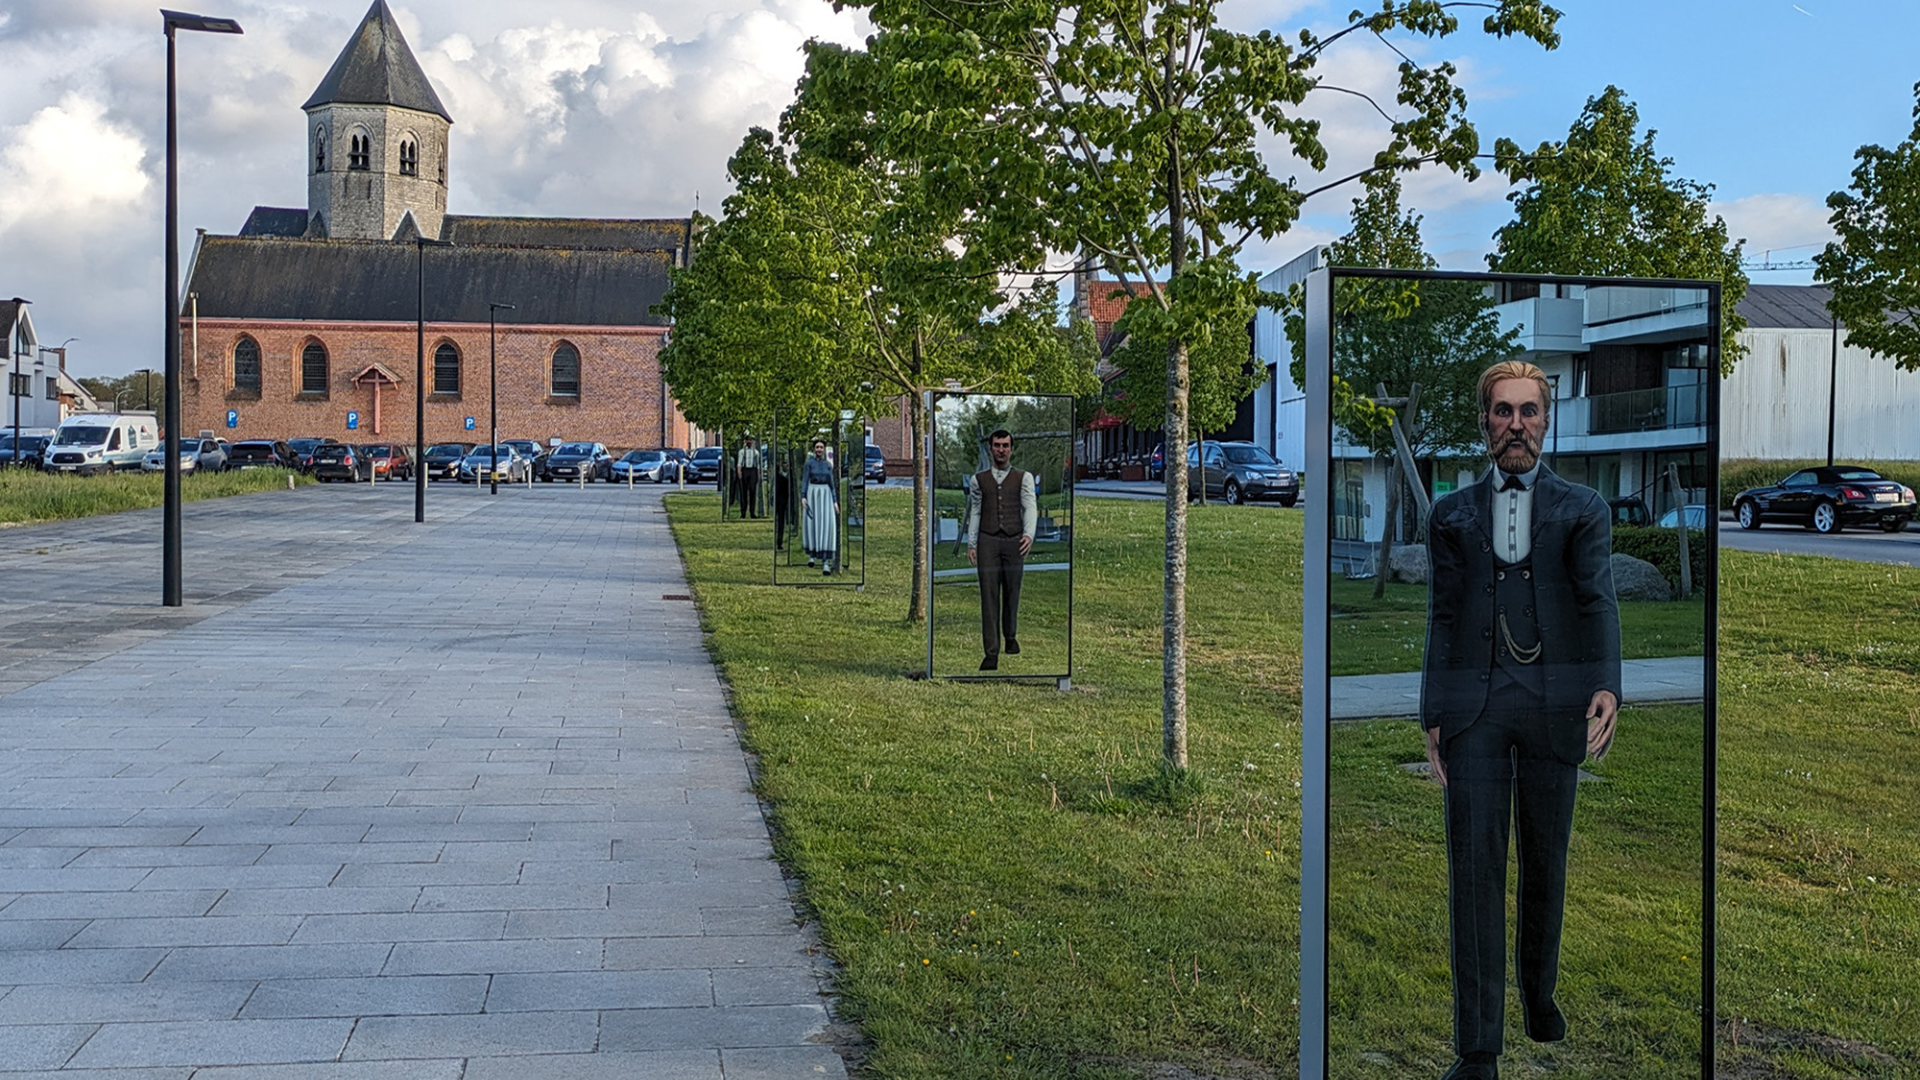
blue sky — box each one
[1,0,1913,375]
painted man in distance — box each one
[1420,360,1621,1080]
[965,428,1036,671]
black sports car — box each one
[1734,465,1916,534]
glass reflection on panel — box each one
[928,393,1074,679]
[772,412,864,586]
[1324,274,1710,1077]
[721,430,770,523]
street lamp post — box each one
[488,303,514,495]
[414,237,452,523]
[161,8,243,608]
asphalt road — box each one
[1718,519,1920,565]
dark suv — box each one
[1186,440,1299,506]
[542,442,612,482]
[863,445,887,483]
[689,446,724,483]
[228,440,296,469]
[423,442,473,481]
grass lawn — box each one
[668,489,1920,1078]
[0,467,312,525]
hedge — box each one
[1612,524,1707,591]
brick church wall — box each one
[183,319,694,450]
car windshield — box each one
[626,451,662,462]
[865,447,883,459]
[556,443,595,455]
[1832,469,1884,481]
[55,426,111,446]
[427,444,465,457]
[467,446,513,458]
[692,448,721,460]
[288,439,325,453]
[1223,445,1277,465]
[362,445,391,456]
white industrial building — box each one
[3,300,100,433]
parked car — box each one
[459,445,530,484]
[310,442,374,482]
[864,445,887,483]
[44,414,162,475]
[286,437,339,472]
[422,442,473,480]
[661,448,690,480]
[1656,505,1710,530]
[1608,496,1650,528]
[1734,465,1917,534]
[227,440,297,469]
[359,444,411,481]
[0,430,55,470]
[143,437,227,474]
[542,441,612,482]
[501,439,547,477]
[689,445,725,483]
[609,448,675,483]
[1185,440,1299,506]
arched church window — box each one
[432,341,460,395]
[550,342,581,398]
[313,129,327,173]
[233,336,261,393]
[348,132,370,171]
[399,137,419,177]
[301,341,330,395]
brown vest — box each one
[976,469,1026,537]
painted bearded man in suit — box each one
[1421,360,1622,1080]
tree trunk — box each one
[1373,456,1400,600]
[1163,337,1191,770]
[908,388,929,623]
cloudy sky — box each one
[2,0,1913,377]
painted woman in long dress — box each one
[802,439,838,574]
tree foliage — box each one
[802,0,1563,767]
[1816,81,1920,371]
[1489,85,1748,370]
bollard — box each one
[627,465,634,491]
[287,473,295,491]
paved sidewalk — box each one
[1330,655,1706,720]
[0,483,844,1078]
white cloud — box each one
[0,94,149,235]
[1710,192,1835,264]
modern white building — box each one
[1723,284,1920,461]
[3,300,101,434]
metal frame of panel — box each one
[769,409,867,589]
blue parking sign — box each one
[346,411,359,431]
[225,409,238,428]
[464,416,476,431]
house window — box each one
[348,132,370,171]
[233,336,261,394]
[399,138,418,177]
[550,342,581,398]
[314,129,327,173]
[301,341,329,395]
[432,342,460,394]
[46,376,58,400]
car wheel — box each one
[1737,500,1761,530]
[1281,496,1298,508]
[1810,500,1840,534]
[1880,517,1906,533]
[1223,480,1243,506]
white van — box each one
[45,413,162,476]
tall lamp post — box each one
[414,237,452,523]
[488,302,514,495]
[161,9,243,607]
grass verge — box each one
[668,489,1920,1078]
[0,467,312,525]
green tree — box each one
[803,0,1564,769]
[658,126,1094,621]
[1490,85,1748,370]
[1816,82,1920,370]
[1105,287,1263,443]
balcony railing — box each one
[1588,383,1709,435]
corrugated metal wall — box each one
[1722,327,1920,460]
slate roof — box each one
[441,216,689,253]
[240,207,313,238]
[301,0,451,122]
[1737,283,1835,330]
[0,299,22,347]
[186,236,673,326]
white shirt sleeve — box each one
[964,476,981,548]
[1021,472,1038,539]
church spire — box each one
[301,0,451,123]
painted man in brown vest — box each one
[965,428,1037,671]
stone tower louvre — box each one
[302,0,452,241]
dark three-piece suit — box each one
[1420,463,1622,1057]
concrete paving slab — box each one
[0,486,843,1078]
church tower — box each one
[302,0,452,241]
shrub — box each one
[1613,524,1707,591]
